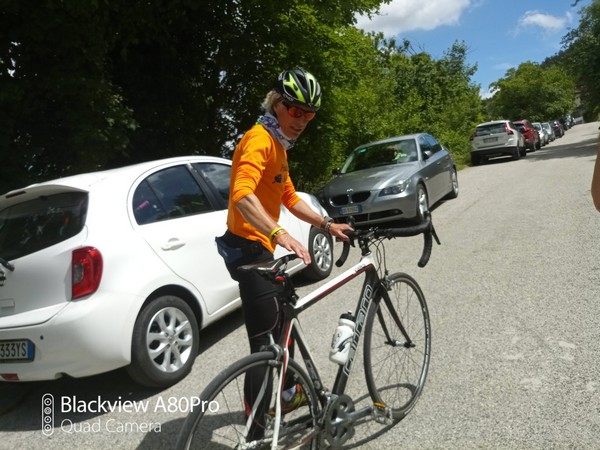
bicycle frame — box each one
[244,217,437,448]
[177,217,435,450]
[275,250,400,414]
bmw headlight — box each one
[379,181,407,196]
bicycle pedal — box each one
[372,402,393,424]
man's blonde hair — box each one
[261,90,282,114]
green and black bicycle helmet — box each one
[275,68,322,112]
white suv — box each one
[0,156,333,387]
[470,120,526,165]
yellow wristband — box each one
[269,227,285,241]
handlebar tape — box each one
[417,230,433,268]
[335,214,435,268]
[335,239,351,267]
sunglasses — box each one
[282,102,316,120]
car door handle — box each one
[161,238,186,251]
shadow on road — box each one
[523,135,598,162]
[143,391,406,450]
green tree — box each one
[562,0,600,118]
[0,1,136,191]
[0,0,387,194]
[383,41,482,165]
[486,62,575,121]
[1,0,484,195]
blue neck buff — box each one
[256,112,296,150]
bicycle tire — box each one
[176,351,320,449]
[363,272,431,420]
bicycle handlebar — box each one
[335,213,438,268]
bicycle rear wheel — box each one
[363,272,431,420]
[176,351,320,449]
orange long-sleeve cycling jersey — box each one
[227,124,302,252]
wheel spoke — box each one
[363,274,431,419]
[176,353,320,449]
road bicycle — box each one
[176,213,439,449]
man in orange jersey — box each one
[216,68,351,439]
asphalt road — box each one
[1,121,599,449]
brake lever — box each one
[431,224,441,245]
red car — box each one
[513,120,541,151]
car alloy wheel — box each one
[127,295,199,387]
[415,184,429,223]
[448,168,459,199]
[303,227,334,280]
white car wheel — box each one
[127,295,199,387]
[303,227,334,281]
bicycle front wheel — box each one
[176,351,320,450]
[363,272,431,420]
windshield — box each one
[0,192,88,261]
[341,139,418,174]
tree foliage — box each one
[561,0,600,119]
[485,62,575,122]
[1,0,485,195]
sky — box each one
[355,0,592,98]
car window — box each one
[192,162,231,204]
[394,139,418,162]
[418,136,432,155]
[475,123,507,136]
[132,165,214,225]
[424,135,442,153]
[0,192,88,260]
[343,139,418,173]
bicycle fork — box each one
[378,283,415,349]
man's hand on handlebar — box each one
[328,222,353,242]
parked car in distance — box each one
[0,156,334,387]
[470,120,526,165]
[560,115,574,130]
[541,122,556,142]
[532,122,549,146]
[513,120,541,151]
[317,133,458,226]
[551,120,565,138]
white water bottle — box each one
[329,312,355,365]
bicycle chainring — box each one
[323,394,355,447]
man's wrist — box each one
[320,216,334,233]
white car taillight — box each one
[72,247,103,300]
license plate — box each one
[0,339,35,362]
[483,137,497,143]
[339,205,362,215]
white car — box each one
[470,120,526,165]
[0,156,333,387]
